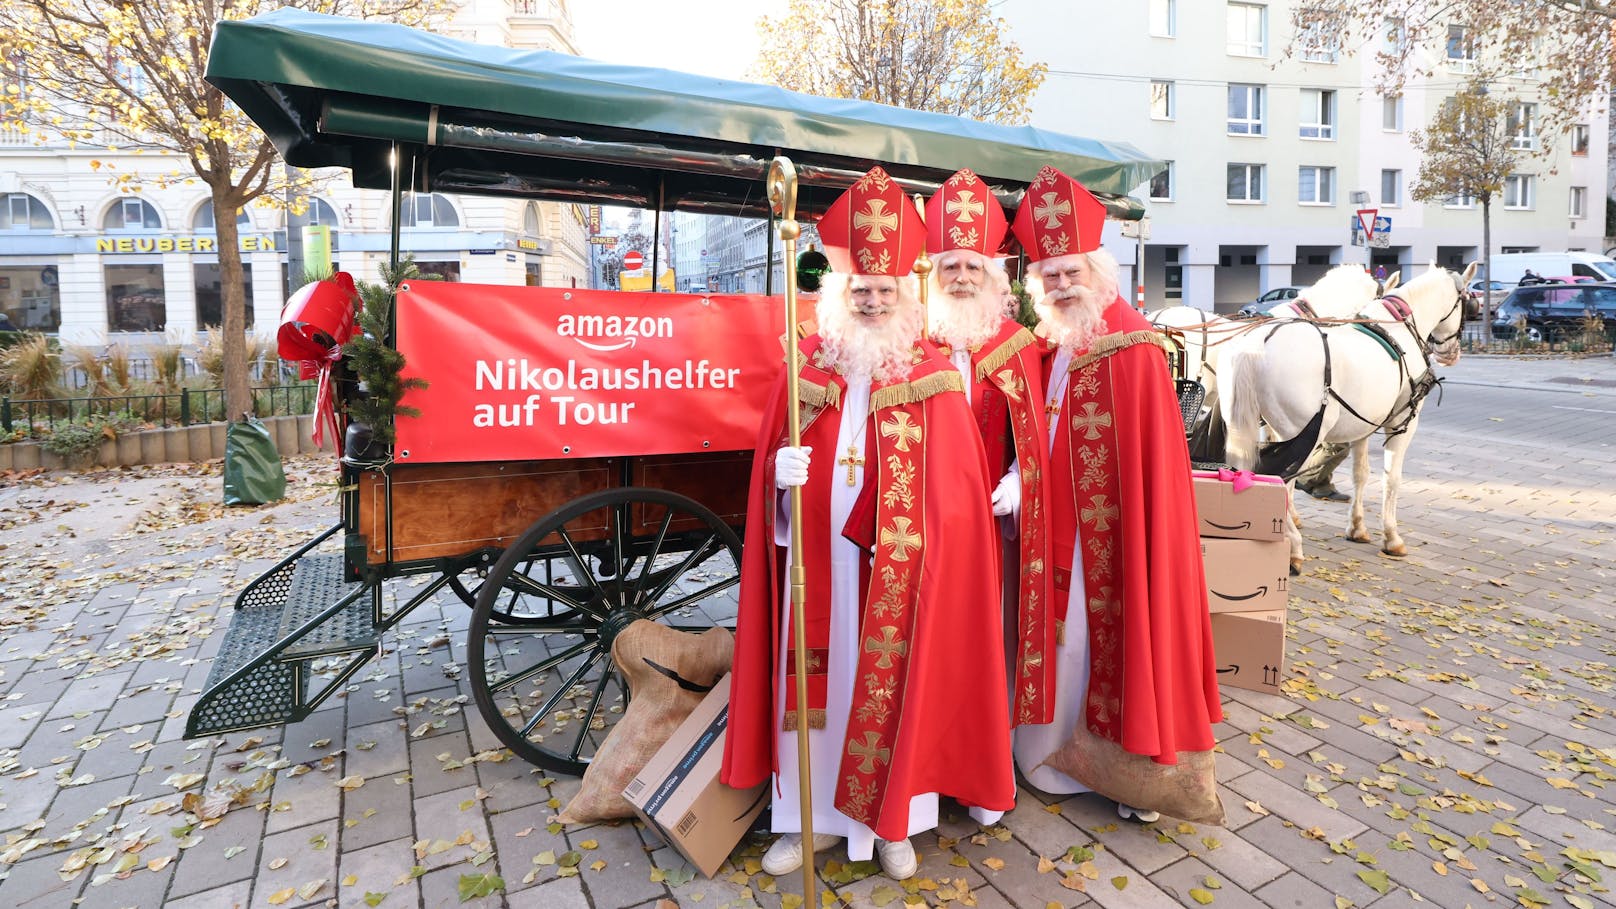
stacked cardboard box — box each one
[1192,471,1289,696]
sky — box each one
[568,0,787,81]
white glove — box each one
[774,446,812,489]
[990,471,1021,517]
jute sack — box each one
[1040,722,1225,826]
[557,621,734,823]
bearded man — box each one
[923,170,1055,824]
[1010,166,1222,822]
[723,166,1015,881]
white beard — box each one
[1034,286,1108,353]
[819,299,923,383]
[928,282,1007,350]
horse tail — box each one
[1221,348,1264,471]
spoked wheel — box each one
[468,487,742,775]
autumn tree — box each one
[1408,86,1519,343]
[1288,2,1613,140]
[751,0,1047,124]
[0,0,449,422]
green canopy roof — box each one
[207,8,1159,220]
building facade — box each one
[0,0,590,345]
[1007,0,1610,312]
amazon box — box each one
[1200,537,1288,613]
[1192,471,1287,542]
[1211,609,1287,696]
[623,674,767,878]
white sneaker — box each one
[875,837,918,880]
[761,832,841,876]
[1117,803,1160,823]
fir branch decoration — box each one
[343,259,433,447]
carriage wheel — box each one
[468,487,743,775]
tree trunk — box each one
[212,192,252,421]
[1481,198,1493,345]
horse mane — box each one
[1299,266,1377,318]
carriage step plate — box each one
[276,554,377,659]
[187,591,308,737]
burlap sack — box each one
[557,621,734,824]
[1040,721,1225,826]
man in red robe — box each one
[1009,165,1222,821]
[923,170,1055,825]
[723,166,1015,881]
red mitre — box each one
[1009,166,1107,264]
[818,166,925,276]
[925,168,1008,256]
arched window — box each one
[290,197,341,228]
[398,192,459,228]
[2,193,54,231]
[523,202,543,237]
[103,197,162,231]
[192,203,252,231]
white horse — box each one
[1148,265,1392,461]
[1220,264,1474,572]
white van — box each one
[1477,251,1616,284]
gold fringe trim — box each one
[975,327,1036,381]
[797,376,840,411]
[870,370,963,411]
[781,709,827,732]
[1068,330,1173,373]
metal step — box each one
[276,554,376,659]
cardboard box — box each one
[1192,471,1287,542]
[623,674,767,878]
[1200,537,1289,612]
[1210,609,1287,696]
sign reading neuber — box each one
[394,283,785,462]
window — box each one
[1298,166,1335,204]
[106,264,167,332]
[1227,84,1265,135]
[1382,95,1403,131]
[1150,0,1176,37]
[1381,169,1402,207]
[398,193,459,228]
[103,197,161,231]
[1444,192,1475,209]
[1299,89,1335,139]
[1572,124,1590,156]
[1150,80,1175,120]
[1227,163,1265,203]
[192,204,252,231]
[1504,174,1534,210]
[1570,186,1587,219]
[194,264,255,330]
[1226,3,1267,57]
[1446,24,1474,71]
[1508,103,1537,151]
[1297,10,1339,63]
[2,193,53,230]
[1149,162,1174,202]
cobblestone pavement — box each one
[0,353,1612,909]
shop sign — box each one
[94,235,278,254]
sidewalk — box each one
[0,355,1612,909]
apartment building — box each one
[1007,0,1609,312]
[0,0,590,345]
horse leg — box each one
[1345,437,1373,543]
[1380,419,1419,558]
[1284,479,1305,575]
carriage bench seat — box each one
[186,549,377,738]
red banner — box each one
[394,283,786,464]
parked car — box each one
[1491,283,1616,342]
[1235,286,1302,318]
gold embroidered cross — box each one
[864,626,908,669]
[1034,191,1072,229]
[848,731,892,774]
[854,199,898,242]
[838,445,864,486]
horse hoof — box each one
[1381,546,1407,559]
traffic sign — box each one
[622,250,644,270]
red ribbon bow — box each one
[1217,466,1258,493]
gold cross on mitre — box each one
[838,445,865,486]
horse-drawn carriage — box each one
[183,9,1166,776]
